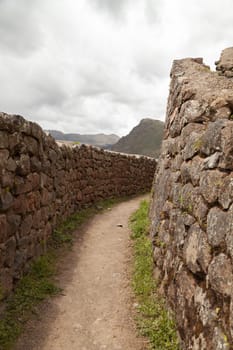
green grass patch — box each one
[0,197,121,350]
[130,200,180,350]
[0,255,61,350]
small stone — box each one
[219,124,233,170]
[180,99,209,124]
[0,214,8,243]
[0,150,9,168]
[200,170,224,204]
[182,132,203,160]
[203,152,221,169]
[208,254,233,296]
[194,286,216,326]
[19,215,33,236]
[207,208,228,247]
[218,175,233,209]
[184,223,211,274]
[212,327,230,350]
[16,154,31,176]
[200,120,226,156]
[0,189,13,211]
[4,237,16,267]
[0,131,9,148]
[7,214,21,235]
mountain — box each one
[46,130,120,147]
[111,118,164,158]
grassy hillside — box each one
[111,118,164,158]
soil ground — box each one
[14,195,149,350]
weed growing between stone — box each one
[130,200,180,350]
[0,197,120,350]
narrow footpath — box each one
[15,195,148,350]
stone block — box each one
[184,223,211,274]
[199,170,225,204]
[208,254,233,296]
[16,154,31,176]
[218,175,233,209]
[19,214,33,236]
[0,150,9,168]
[0,268,13,296]
[0,131,9,148]
[4,236,16,267]
[0,214,8,243]
[0,189,13,211]
[7,214,21,235]
[200,120,226,156]
[219,123,233,170]
[207,207,229,247]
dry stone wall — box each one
[0,113,156,296]
[150,48,233,349]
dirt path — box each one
[15,195,148,350]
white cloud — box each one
[0,0,233,136]
[0,0,43,56]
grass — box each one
[130,200,180,350]
[0,255,60,350]
[193,138,203,152]
[0,197,120,350]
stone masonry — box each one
[0,113,156,296]
[150,48,233,349]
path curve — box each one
[15,195,148,350]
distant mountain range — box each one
[46,130,120,147]
[111,118,164,158]
[47,118,164,158]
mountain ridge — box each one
[46,130,120,147]
[111,118,164,158]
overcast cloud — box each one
[0,0,233,136]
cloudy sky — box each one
[0,0,233,136]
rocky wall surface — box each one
[150,48,233,349]
[0,113,156,296]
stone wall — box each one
[0,113,156,296]
[150,48,233,349]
